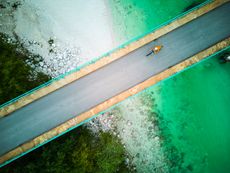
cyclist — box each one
[146,45,163,57]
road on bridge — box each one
[0,2,230,157]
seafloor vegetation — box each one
[1,126,131,173]
[0,34,50,104]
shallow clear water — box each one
[153,52,230,173]
[109,0,205,42]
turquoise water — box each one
[153,51,230,172]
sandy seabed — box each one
[0,0,117,77]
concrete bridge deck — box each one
[0,0,230,167]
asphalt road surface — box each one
[0,2,230,157]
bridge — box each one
[0,0,230,167]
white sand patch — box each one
[0,0,116,77]
[115,97,167,172]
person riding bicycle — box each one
[146,45,163,57]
